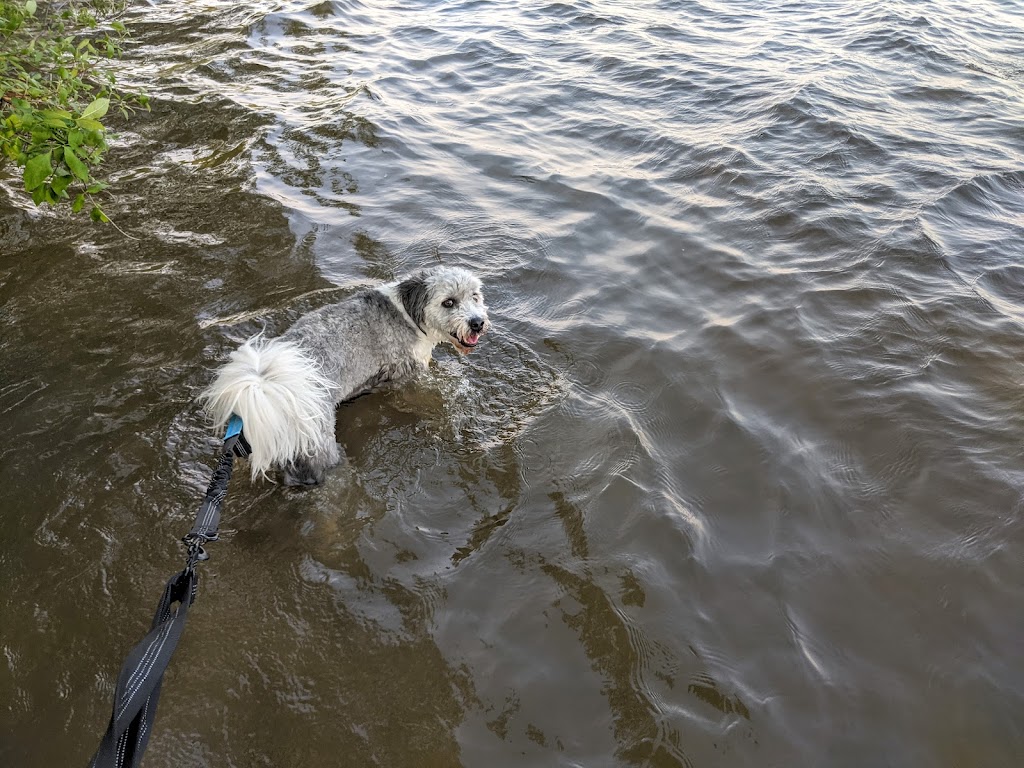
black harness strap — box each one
[89,417,250,768]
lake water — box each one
[2,0,1023,765]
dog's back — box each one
[281,288,436,403]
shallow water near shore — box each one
[2,0,1024,765]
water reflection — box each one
[3,0,1024,765]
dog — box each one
[200,266,490,485]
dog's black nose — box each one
[469,317,485,333]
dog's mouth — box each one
[450,331,482,353]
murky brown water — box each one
[3,0,1024,765]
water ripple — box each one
[5,0,1024,765]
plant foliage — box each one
[1,0,147,220]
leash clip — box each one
[224,414,252,459]
[183,534,212,572]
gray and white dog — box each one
[200,266,490,485]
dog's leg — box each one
[284,457,323,487]
[283,438,341,487]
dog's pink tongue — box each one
[466,333,480,345]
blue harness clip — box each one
[225,414,244,439]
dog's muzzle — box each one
[451,316,487,351]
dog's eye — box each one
[442,298,456,308]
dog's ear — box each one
[397,275,428,332]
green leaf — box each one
[86,182,109,194]
[90,206,110,223]
[9,113,31,130]
[63,145,90,181]
[75,118,105,132]
[68,129,84,149]
[25,0,37,16]
[51,175,73,197]
[72,193,86,214]
[80,97,110,121]
[22,150,52,191]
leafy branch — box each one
[1,0,148,220]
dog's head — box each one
[398,266,490,354]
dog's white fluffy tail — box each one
[200,336,336,480]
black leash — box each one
[89,416,250,768]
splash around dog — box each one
[200,266,490,486]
